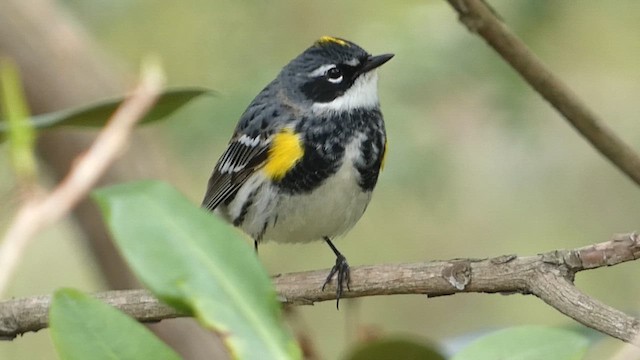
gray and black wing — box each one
[201,134,270,211]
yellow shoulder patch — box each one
[316,36,349,47]
[264,128,304,180]
[380,140,387,171]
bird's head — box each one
[278,36,393,114]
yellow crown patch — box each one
[316,36,349,47]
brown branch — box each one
[444,0,640,187]
[0,62,165,295]
[1,233,639,343]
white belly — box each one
[223,135,373,243]
[261,161,371,243]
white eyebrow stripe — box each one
[308,64,336,77]
[345,58,359,66]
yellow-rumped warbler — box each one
[202,36,393,307]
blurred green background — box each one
[2,0,640,359]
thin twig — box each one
[445,0,640,187]
[0,62,165,295]
[1,233,638,343]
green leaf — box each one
[49,288,180,360]
[451,326,589,360]
[344,338,446,360]
[93,181,301,360]
[0,87,211,137]
[0,58,37,180]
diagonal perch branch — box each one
[1,233,639,343]
[445,0,640,187]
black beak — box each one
[360,53,394,74]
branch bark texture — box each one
[1,234,639,343]
[0,64,164,295]
[445,0,640,187]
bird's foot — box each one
[322,254,351,309]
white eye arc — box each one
[326,67,343,84]
[327,75,343,84]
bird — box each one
[202,36,393,308]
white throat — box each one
[311,71,380,114]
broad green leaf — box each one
[49,288,180,360]
[452,326,589,360]
[0,58,37,180]
[93,181,301,360]
[0,87,211,138]
[344,338,446,360]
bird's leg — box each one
[254,239,259,254]
[322,236,351,309]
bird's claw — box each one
[322,254,351,309]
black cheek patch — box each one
[301,79,345,103]
[300,64,358,103]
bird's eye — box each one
[326,67,343,83]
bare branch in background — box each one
[442,0,640,353]
[2,233,639,343]
[445,0,640,187]
[0,63,165,295]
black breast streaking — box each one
[275,108,386,194]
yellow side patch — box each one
[380,140,387,171]
[316,36,349,47]
[264,128,304,180]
